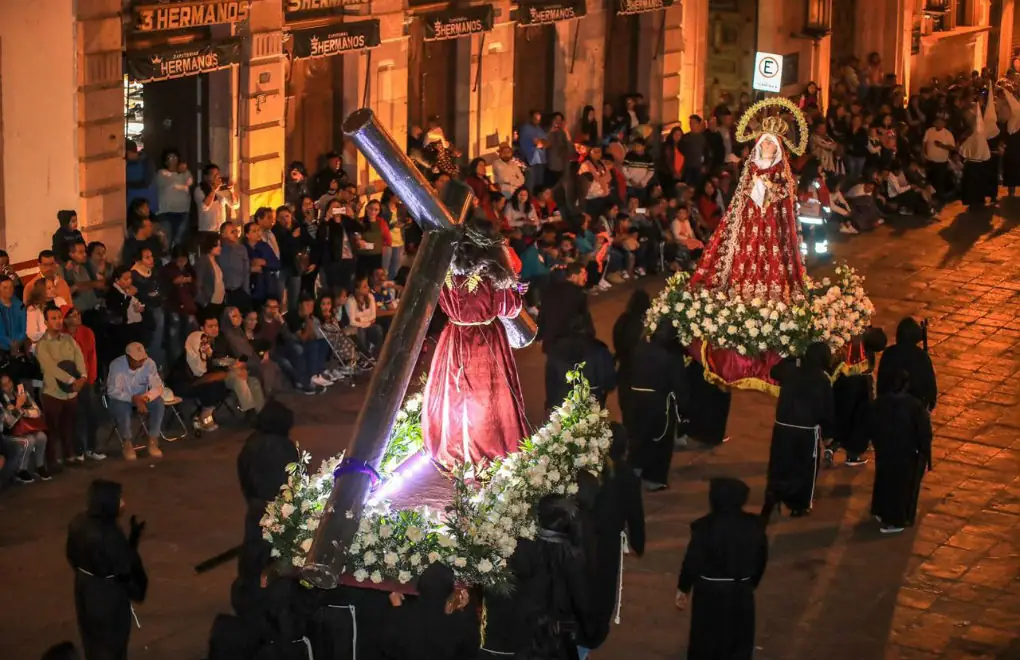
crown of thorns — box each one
[735,97,809,156]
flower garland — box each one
[645,263,874,358]
[261,369,613,587]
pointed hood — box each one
[984,84,1000,139]
[708,477,750,514]
[1005,90,1020,134]
[86,479,122,520]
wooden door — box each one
[603,14,639,112]
[513,24,555,127]
[286,54,344,171]
[408,25,459,145]
[705,1,756,110]
[830,0,858,74]
[142,75,209,170]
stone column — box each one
[678,0,709,122]
[76,0,126,251]
[856,0,909,83]
[239,0,287,215]
[553,9,607,130]
[643,4,685,127]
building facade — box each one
[0,0,1013,265]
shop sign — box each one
[423,5,495,41]
[291,20,381,59]
[615,0,673,16]
[284,0,366,22]
[518,0,586,26]
[127,41,241,83]
[133,0,250,33]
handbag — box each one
[12,414,47,436]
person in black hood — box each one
[828,327,887,467]
[876,316,937,411]
[66,479,148,660]
[761,342,835,521]
[623,323,689,491]
[869,369,933,534]
[53,210,84,264]
[676,477,768,660]
[544,317,616,411]
[381,562,479,660]
[612,289,651,430]
[577,423,645,653]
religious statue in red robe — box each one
[690,132,806,302]
[423,219,529,470]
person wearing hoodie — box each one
[380,562,479,660]
[876,316,938,412]
[761,342,835,521]
[676,477,768,660]
[66,479,148,660]
[612,289,651,430]
[544,317,616,411]
[53,210,85,263]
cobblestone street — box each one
[2,199,1019,659]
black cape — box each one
[869,391,933,527]
[623,340,689,485]
[876,342,937,411]
[678,478,768,660]
[544,334,617,410]
[66,480,148,660]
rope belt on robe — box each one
[450,318,496,327]
[76,567,141,629]
[772,420,821,507]
[631,387,683,442]
[698,575,752,583]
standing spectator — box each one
[66,479,149,660]
[923,115,956,201]
[312,151,348,199]
[121,217,165,267]
[492,142,527,198]
[318,198,361,295]
[272,205,304,311]
[344,278,384,358]
[284,161,310,209]
[163,245,198,369]
[62,306,104,463]
[578,104,599,146]
[217,221,251,312]
[379,190,406,281]
[244,221,281,307]
[195,164,239,234]
[255,207,281,268]
[130,247,165,368]
[659,126,685,194]
[52,210,84,263]
[0,371,49,483]
[356,199,387,277]
[63,241,104,330]
[106,342,165,460]
[679,115,708,187]
[23,250,72,304]
[36,304,87,467]
[155,149,193,247]
[845,114,869,181]
[545,111,574,187]
[0,276,28,361]
[125,139,155,209]
[86,242,111,287]
[103,266,146,364]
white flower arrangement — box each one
[260,370,613,588]
[645,264,873,358]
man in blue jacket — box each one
[0,275,28,356]
[517,110,548,194]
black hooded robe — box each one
[831,372,873,457]
[678,478,768,660]
[624,340,689,486]
[869,391,933,527]
[545,333,617,411]
[876,345,937,412]
[684,360,732,445]
[763,349,835,516]
[66,480,148,660]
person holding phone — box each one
[317,198,361,295]
[195,163,240,235]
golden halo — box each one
[735,97,810,157]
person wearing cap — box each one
[107,342,165,460]
[62,305,105,463]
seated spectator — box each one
[180,311,264,431]
[491,142,526,198]
[488,191,509,229]
[464,157,499,204]
[36,304,87,467]
[603,152,629,202]
[63,240,104,330]
[695,180,723,234]
[0,371,49,483]
[0,250,23,299]
[106,343,165,461]
[26,277,69,344]
[163,245,198,370]
[53,210,85,263]
[0,275,28,360]
[23,249,72,305]
[62,306,104,463]
[131,248,165,369]
[885,163,930,216]
[121,217,165,267]
[622,138,656,199]
[344,278,384,358]
[517,237,555,308]
[579,147,613,216]
[288,294,337,388]
[221,306,282,397]
[103,266,147,365]
[828,176,859,235]
[244,221,281,306]
[611,214,640,280]
[255,297,323,396]
[504,186,540,232]
[314,294,359,378]
[667,205,704,269]
[369,267,401,311]
[846,178,885,231]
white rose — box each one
[379,525,393,539]
[370,570,383,584]
[398,570,412,584]
[428,551,441,563]
[674,303,684,312]
[406,397,421,412]
[405,526,424,543]
[453,557,468,568]
[409,553,422,566]
[353,569,369,582]
[362,533,377,546]
[478,558,493,573]
[736,345,747,355]
[437,534,456,548]
[748,327,759,338]
[727,325,737,335]
[383,552,399,567]
[280,503,296,519]
[363,551,377,565]
[305,517,319,532]
[566,483,579,495]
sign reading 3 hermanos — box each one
[284,0,366,21]
[423,5,495,41]
[133,1,250,33]
[127,41,241,83]
[290,20,381,59]
[518,0,587,26]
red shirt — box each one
[66,324,97,383]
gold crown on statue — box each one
[735,96,809,156]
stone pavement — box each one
[2,199,1019,659]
